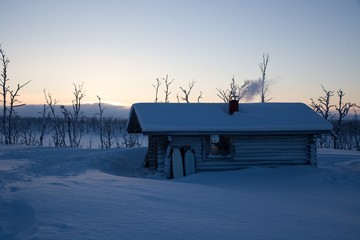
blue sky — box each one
[0,0,359,106]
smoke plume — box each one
[242,79,262,101]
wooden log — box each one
[196,160,308,171]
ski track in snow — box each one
[0,145,360,240]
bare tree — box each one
[259,53,271,103]
[180,80,196,103]
[8,116,22,144]
[238,81,250,99]
[6,81,31,143]
[350,108,360,151]
[18,116,37,146]
[217,78,236,103]
[333,89,358,149]
[310,85,335,121]
[38,104,49,146]
[197,91,203,103]
[310,86,360,150]
[163,75,174,103]
[310,85,335,149]
[0,45,31,144]
[95,97,117,149]
[103,117,116,149]
[152,78,161,103]
[44,89,66,147]
[96,95,105,149]
[217,77,249,102]
[216,88,229,103]
[120,130,142,148]
[60,83,86,148]
[0,45,10,143]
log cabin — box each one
[126,101,332,173]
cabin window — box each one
[205,135,231,158]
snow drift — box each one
[0,145,360,240]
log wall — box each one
[196,134,315,172]
[148,134,318,173]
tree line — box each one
[310,85,360,151]
[0,44,142,148]
[1,43,359,151]
[0,84,143,149]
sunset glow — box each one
[1,0,359,106]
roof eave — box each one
[141,129,332,136]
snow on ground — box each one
[0,145,360,240]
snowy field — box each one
[1,145,360,240]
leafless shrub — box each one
[180,80,196,103]
[217,77,249,102]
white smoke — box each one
[242,79,262,101]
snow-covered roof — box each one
[127,102,332,134]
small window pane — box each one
[206,135,231,158]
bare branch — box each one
[259,53,271,103]
[152,78,162,103]
[197,91,203,103]
[6,80,31,144]
[310,85,334,120]
[216,88,229,103]
[71,82,85,117]
[180,80,196,103]
[163,74,174,103]
[229,76,238,99]
[43,89,66,147]
[43,89,58,118]
[60,83,86,148]
[0,44,10,143]
[332,89,358,149]
[97,95,105,149]
[238,80,250,99]
[217,77,249,102]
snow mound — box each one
[1,145,360,240]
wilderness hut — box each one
[126,101,332,173]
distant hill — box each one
[15,103,131,118]
[12,103,359,120]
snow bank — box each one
[1,145,360,240]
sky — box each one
[0,0,359,106]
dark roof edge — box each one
[140,130,332,136]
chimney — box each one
[229,96,239,115]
